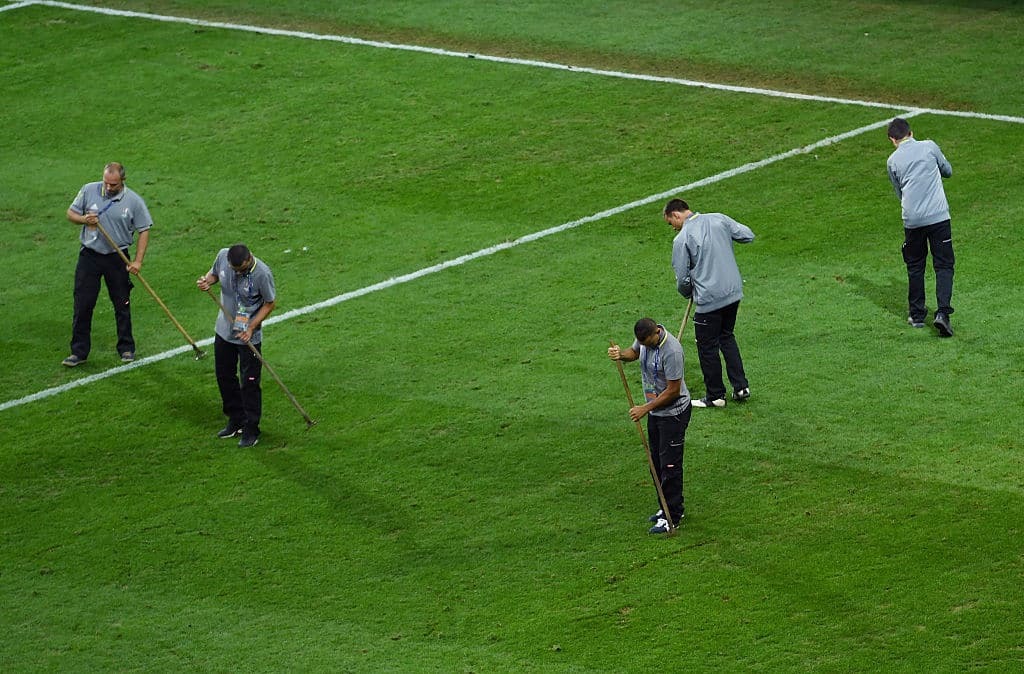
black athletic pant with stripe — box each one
[71,246,134,359]
[215,334,263,436]
[647,404,691,524]
[903,219,955,321]
[693,300,748,401]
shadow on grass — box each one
[844,274,906,319]
[252,446,402,530]
[140,358,221,430]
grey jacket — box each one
[672,212,755,313]
[887,137,953,228]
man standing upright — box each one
[63,162,152,367]
[664,198,754,408]
[886,117,955,337]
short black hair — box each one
[634,317,658,341]
[887,118,912,141]
[663,198,689,215]
[227,244,251,268]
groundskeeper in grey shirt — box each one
[68,181,153,252]
[887,137,953,228]
[671,212,755,313]
[209,248,276,346]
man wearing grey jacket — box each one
[665,198,755,408]
[886,117,955,337]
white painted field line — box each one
[0,114,911,413]
[0,1,34,12]
[17,0,1024,125]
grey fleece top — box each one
[887,137,953,228]
[671,212,755,313]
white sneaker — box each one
[648,518,673,535]
[692,397,726,408]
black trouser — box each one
[70,247,134,359]
[214,334,263,436]
[692,300,748,400]
[903,220,955,320]
[647,405,691,524]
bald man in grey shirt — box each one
[63,162,152,367]
[887,117,955,337]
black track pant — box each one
[692,300,748,401]
[215,334,263,436]
[903,220,955,320]
[647,405,691,524]
[70,247,134,359]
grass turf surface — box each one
[2,1,1023,671]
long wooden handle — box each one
[91,220,205,358]
[677,298,694,341]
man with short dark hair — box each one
[664,198,754,408]
[886,117,956,337]
[196,244,277,448]
[609,317,691,534]
[63,162,152,366]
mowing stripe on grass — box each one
[15,0,1024,125]
[0,114,914,413]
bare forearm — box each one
[134,230,150,266]
[249,300,276,332]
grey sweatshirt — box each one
[887,137,953,228]
[671,212,755,313]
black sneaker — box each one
[120,351,135,363]
[907,316,925,329]
[238,433,260,448]
[62,354,86,367]
[648,509,664,523]
[933,312,953,337]
[217,423,244,439]
[733,387,751,401]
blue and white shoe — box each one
[648,518,673,535]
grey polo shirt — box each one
[209,248,276,345]
[69,181,153,253]
[631,325,690,416]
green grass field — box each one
[2,1,1023,671]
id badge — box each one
[232,307,251,333]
